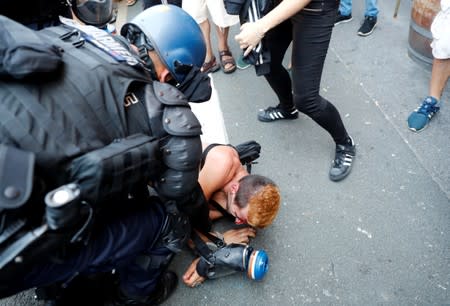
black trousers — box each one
[6,202,171,299]
[263,1,349,144]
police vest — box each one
[0,22,152,171]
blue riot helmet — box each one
[71,0,113,28]
[120,4,206,84]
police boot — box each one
[106,270,178,306]
[34,283,64,306]
[36,272,118,306]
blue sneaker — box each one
[407,96,440,132]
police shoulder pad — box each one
[162,106,202,137]
[153,82,189,106]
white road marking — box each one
[190,76,229,144]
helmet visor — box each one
[72,0,113,27]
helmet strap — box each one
[123,25,158,80]
[138,45,157,80]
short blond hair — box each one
[236,175,281,228]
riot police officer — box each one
[0,4,210,305]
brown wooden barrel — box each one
[408,0,441,65]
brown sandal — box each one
[219,50,236,74]
[201,56,220,74]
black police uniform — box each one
[0,16,202,300]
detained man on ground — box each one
[182,143,281,287]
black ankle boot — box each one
[106,270,178,306]
[36,272,118,306]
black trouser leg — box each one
[291,7,349,144]
[263,20,294,111]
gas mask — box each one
[196,243,269,281]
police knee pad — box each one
[196,244,269,281]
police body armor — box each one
[0,16,202,283]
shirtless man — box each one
[183,143,281,287]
